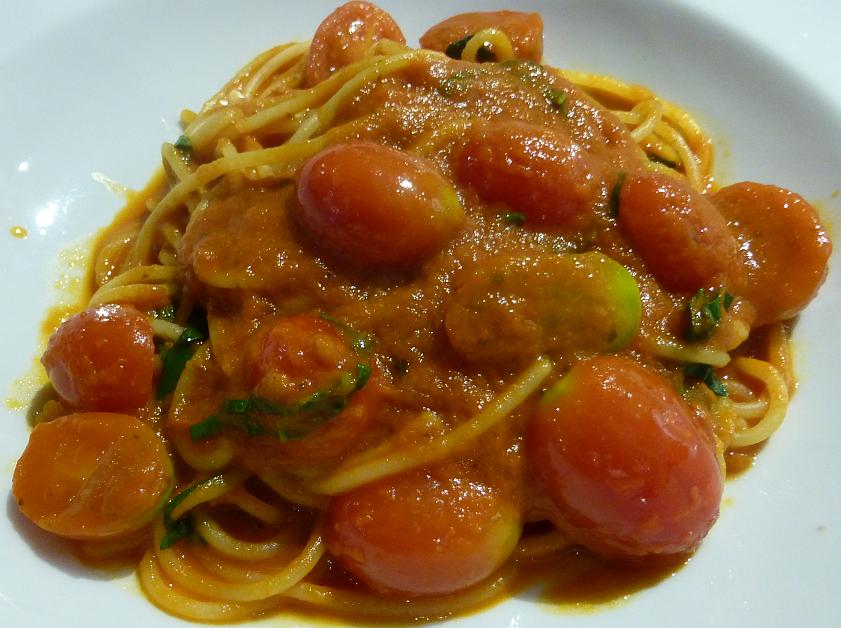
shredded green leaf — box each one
[190,363,372,443]
[318,312,374,357]
[174,134,192,153]
[501,212,526,226]
[160,482,202,549]
[545,87,568,112]
[445,34,473,59]
[609,172,627,217]
[686,289,734,341]
[155,323,207,400]
[684,363,728,397]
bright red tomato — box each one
[305,1,405,86]
[326,462,521,596]
[457,119,608,233]
[41,305,156,413]
[420,11,544,62]
[618,173,740,292]
[713,181,832,325]
[242,313,380,468]
[296,142,464,267]
[529,355,722,558]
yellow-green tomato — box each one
[326,462,521,597]
[445,252,641,367]
[296,142,464,267]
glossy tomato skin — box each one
[618,173,740,292]
[458,119,608,233]
[713,181,832,326]
[529,355,722,558]
[305,1,405,86]
[242,313,380,468]
[41,304,156,413]
[13,412,173,540]
[296,142,464,267]
[326,463,521,596]
[420,11,544,62]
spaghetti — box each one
[12,2,832,624]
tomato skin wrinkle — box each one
[529,356,722,558]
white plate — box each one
[1,1,839,626]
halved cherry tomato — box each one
[326,462,521,596]
[529,355,722,558]
[305,1,406,86]
[41,304,156,413]
[241,313,380,468]
[296,142,464,267]
[458,119,608,233]
[13,412,173,540]
[713,181,831,325]
[420,11,544,62]
[617,173,740,292]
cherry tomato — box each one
[13,412,173,540]
[305,1,405,86]
[713,181,831,325]
[241,313,380,468]
[420,11,544,62]
[457,119,608,233]
[529,355,722,558]
[617,173,740,292]
[326,462,521,596]
[296,142,464,267]
[41,304,156,413]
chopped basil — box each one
[190,363,372,443]
[686,289,734,341]
[545,87,568,112]
[174,134,192,153]
[155,322,208,400]
[649,153,679,169]
[609,172,627,217]
[160,481,202,549]
[684,363,728,397]
[319,311,374,357]
[445,34,473,59]
[501,212,526,226]
[444,33,495,62]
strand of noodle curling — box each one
[728,357,789,447]
[311,356,553,495]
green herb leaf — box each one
[155,324,207,400]
[686,289,734,341]
[318,312,374,357]
[501,212,526,226]
[160,482,202,549]
[609,172,627,217]
[188,415,223,441]
[191,363,373,443]
[445,34,473,59]
[545,87,568,112]
[174,134,192,153]
[684,363,728,397]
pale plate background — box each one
[1,1,839,626]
